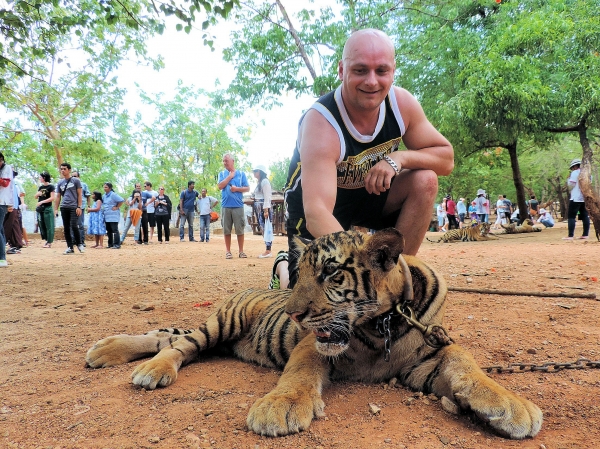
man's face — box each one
[60,166,70,177]
[338,34,395,112]
[201,189,207,197]
[135,183,141,190]
[223,156,234,171]
[145,183,152,190]
[188,183,195,191]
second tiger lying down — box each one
[86,228,542,439]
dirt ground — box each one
[1,222,599,449]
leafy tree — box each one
[268,157,290,191]
[1,0,239,86]
[135,82,248,201]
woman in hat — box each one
[252,165,273,258]
[563,158,590,240]
[472,189,488,223]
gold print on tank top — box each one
[336,138,402,189]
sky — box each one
[115,1,339,170]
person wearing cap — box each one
[252,165,274,258]
[218,153,250,258]
[472,189,488,223]
[563,158,590,240]
[536,208,554,228]
[456,197,467,228]
[197,188,218,243]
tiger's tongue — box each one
[313,330,331,338]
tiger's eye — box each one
[322,262,338,277]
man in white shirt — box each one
[563,158,590,240]
[197,188,218,243]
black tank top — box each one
[284,86,406,221]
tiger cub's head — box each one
[285,228,406,357]
[479,222,491,236]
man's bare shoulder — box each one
[299,109,340,162]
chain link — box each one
[376,314,392,362]
[481,358,600,374]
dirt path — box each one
[1,224,599,449]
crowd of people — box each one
[0,151,278,266]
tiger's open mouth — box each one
[313,328,349,345]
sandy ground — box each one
[1,222,599,449]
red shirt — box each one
[446,199,456,215]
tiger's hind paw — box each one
[247,388,325,436]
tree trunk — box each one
[548,175,568,220]
[577,124,600,240]
[506,141,529,224]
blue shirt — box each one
[180,189,198,211]
[218,170,249,208]
[102,191,124,222]
[457,200,467,215]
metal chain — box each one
[376,314,392,362]
[481,358,600,374]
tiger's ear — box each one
[364,228,405,273]
[290,234,311,255]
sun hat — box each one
[539,208,546,214]
[252,164,268,176]
[477,189,485,195]
[569,158,581,169]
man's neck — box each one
[340,91,381,136]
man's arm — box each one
[364,87,453,195]
[76,188,83,216]
[217,172,234,191]
[298,109,345,239]
[179,192,185,214]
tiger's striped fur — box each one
[426,222,492,243]
[86,228,541,439]
[501,219,542,234]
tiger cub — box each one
[427,222,492,243]
[86,228,542,439]
[501,219,542,234]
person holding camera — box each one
[120,188,143,245]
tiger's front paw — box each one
[131,358,178,390]
[246,388,325,436]
[456,387,542,439]
[86,335,136,368]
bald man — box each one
[277,29,454,289]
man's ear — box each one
[364,228,404,273]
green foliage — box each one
[268,157,290,191]
[135,83,247,201]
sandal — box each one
[239,252,247,258]
[42,243,51,248]
[225,252,233,259]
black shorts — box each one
[285,189,401,288]
[148,213,156,227]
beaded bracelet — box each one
[383,155,401,176]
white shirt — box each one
[197,195,218,215]
[537,212,554,226]
[568,169,584,202]
[0,163,14,206]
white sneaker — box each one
[77,244,85,253]
[0,259,8,267]
[258,253,272,259]
[64,248,75,255]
